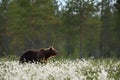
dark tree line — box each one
[0,0,120,58]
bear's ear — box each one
[50,46,55,51]
[49,47,53,51]
[49,46,54,50]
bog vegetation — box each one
[0,57,120,80]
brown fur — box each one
[19,46,58,64]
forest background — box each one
[0,0,120,59]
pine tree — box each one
[0,0,10,56]
[114,0,120,57]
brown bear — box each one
[19,46,58,64]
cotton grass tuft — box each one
[0,59,120,80]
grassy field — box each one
[0,57,120,80]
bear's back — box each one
[19,49,40,63]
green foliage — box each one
[0,55,18,61]
[0,0,119,58]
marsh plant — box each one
[0,58,120,80]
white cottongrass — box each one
[0,59,120,80]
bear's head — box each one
[40,46,59,57]
[49,46,59,56]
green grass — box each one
[0,57,120,80]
